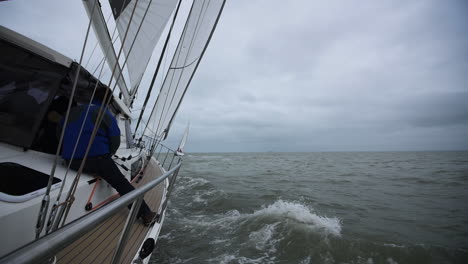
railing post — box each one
[111,197,143,264]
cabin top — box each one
[0,25,73,68]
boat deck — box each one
[56,159,164,264]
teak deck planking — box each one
[56,159,164,264]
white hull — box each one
[0,142,170,263]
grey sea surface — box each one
[151,152,468,264]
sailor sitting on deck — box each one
[59,88,156,226]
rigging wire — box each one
[161,0,225,140]
[139,0,197,140]
[91,33,119,76]
[137,0,201,155]
[84,12,113,69]
[47,64,104,233]
[116,0,158,99]
[133,0,183,137]
[153,0,209,140]
[146,38,171,140]
[35,0,98,239]
[143,0,227,201]
[148,39,170,137]
[59,0,144,226]
[46,2,125,234]
[36,0,226,238]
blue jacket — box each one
[60,102,120,160]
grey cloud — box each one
[1,0,467,152]
[172,0,468,151]
[400,91,468,128]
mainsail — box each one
[83,0,178,104]
[143,0,225,140]
[109,0,179,97]
[83,0,131,102]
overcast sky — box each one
[1,0,467,152]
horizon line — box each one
[184,149,468,154]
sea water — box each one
[150,152,468,264]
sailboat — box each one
[176,122,190,156]
[0,0,225,263]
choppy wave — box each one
[173,176,210,192]
[250,200,342,237]
[249,222,281,252]
[179,200,342,237]
[162,199,343,264]
[153,152,468,264]
[210,254,274,264]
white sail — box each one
[109,0,179,96]
[176,122,189,155]
[146,0,225,140]
[82,0,131,103]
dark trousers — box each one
[69,155,151,217]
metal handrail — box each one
[155,143,182,171]
[0,162,182,264]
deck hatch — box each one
[0,162,61,202]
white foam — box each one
[183,189,225,206]
[177,209,241,230]
[175,177,209,192]
[249,222,281,252]
[299,256,311,264]
[192,194,207,204]
[238,256,274,264]
[387,258,399,264]
[179,215,214,228]
[185,177,209,187]
[164,257,185,264]
[158,232,173,240]
[210,239,230,245]
[225,209,242,218]
[209,210,242,226]
[218,254,236,264]
[384,243,406,248]
[179,200,342,238]
[251,200,342,236]
[213,254,273,264]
